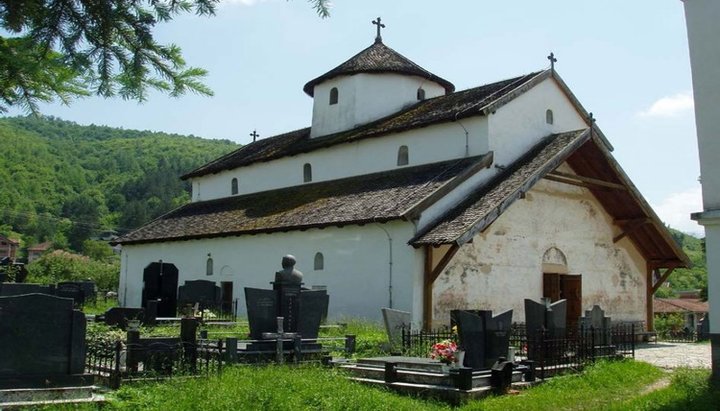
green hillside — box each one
[0,115,238,251]
[662,228,707,298]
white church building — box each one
[115,27,689,329]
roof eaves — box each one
[401,152,495,220]
[586,134,691,268]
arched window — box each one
[314,252,324,271]
[546,109,554,125]
[329,87,338,105]
[397,145,409,166]
[303,163,312,182]
[417,87,426,101]
[231,178,238,195]
[206,255,214,276]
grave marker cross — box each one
[262,316,298,363]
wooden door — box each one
[221,281,234,314]
[543,273,561,301]
[561,275,582,330]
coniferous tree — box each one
[0,0,331,113]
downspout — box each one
[122,251,128,307]
[374,223,394,308]
[454,112,470,157]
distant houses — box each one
[27,242,52,263]
[654,293,708,331]
[0,235,19,260]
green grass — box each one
[33,361,716,411]
[109,365,447,411]
[459,361,663,411]
[607,368,719,410]
[82,299,119,315]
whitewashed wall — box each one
[119,221,426,323]
[432,168,647,325]
[310,73,446,138]
[489,78,588,167]
[191,116,489,202]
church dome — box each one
[303,40,455,97]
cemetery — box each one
[0,254,661,408]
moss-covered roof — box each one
[182,71,543,180]
[303,40,455,96]
[115,156,484,245]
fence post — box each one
[631,323,635,358]
[540,329,546,380]
[591,326,596,363]
[126,329,140,374]
[384,362,397,383]
[226,338,238,364]
[345,334,356,355]
[293,335,302,364]
[217,339,224,374]
[180,317,199,372]
[113,340,123,389]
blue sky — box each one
[6,0,703,235]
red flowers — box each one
[429,339,458,365]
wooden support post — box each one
[423,244,460,330]
[646,266,654,331]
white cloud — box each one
[652,186,704,237]
[638,92,694,118]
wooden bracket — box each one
[423,244,460,330]
[652,267,675,294]
[613,218,650,243]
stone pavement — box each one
[634,342,711,369]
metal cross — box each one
[372,17,385,43]
[250,130,259,142]
[547,52,557,71]
[262,317,299,364]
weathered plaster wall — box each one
[119,221,426,323]
[433,167,647,325]
[310,73,446,138]
[489,78,588,167]
[191,116,489,202]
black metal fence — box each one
[400,326,455,357]
[85,338,225,388]
[400,323,635,379]
[658,329,698,343]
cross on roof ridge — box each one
[372,17,385,43]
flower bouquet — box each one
[429,339,458,365]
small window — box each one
[417,87,426,101]
[206,255,214,276]
[397,145,409,166]
[303,163,312,182]
[329,87,338,105]
[314,252,324,271]
[546,109,554,125]
[231,178,238,195]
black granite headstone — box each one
[297,290,329,339]
[452,310,486,369]
[56,282,85,306]
[102,307,145,329]
[524,298,567,338]
[0,293,90,388]
[698,313,710,341]
[483,309,513,366]
[178,280,221,311]
[245,287,278,339]
[0,282,55,296]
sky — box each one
[5,0,704,235]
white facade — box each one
[120,221,426,322]
[683,0,720,379]
[310,73,446,138]
[434,169,647,325]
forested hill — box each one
[0,116,238,250]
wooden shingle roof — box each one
[114,156,485,245]
[182,71,542,180]
[303,40,455,96]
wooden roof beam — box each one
[613,218,651,243]
[546,170,627,190]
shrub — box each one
[26,249,119,291]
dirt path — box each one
[634,342,711,369]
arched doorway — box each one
[541,247,582,330]
[142,261,179,317]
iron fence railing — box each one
[400,326,455,357]
[658,329,698,343]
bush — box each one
[26,249,119,291]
